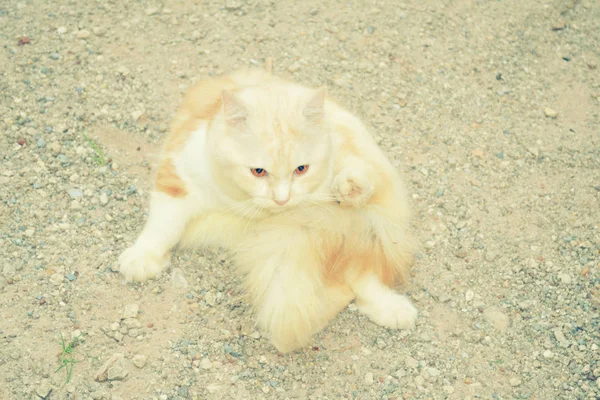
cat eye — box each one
[294,165,309,175]
[251,168,267,177]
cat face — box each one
[210,86,334,213]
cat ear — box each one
[303,87,327,122]
[221,90,248,128]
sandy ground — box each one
[1,0,599,399]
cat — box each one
[118,65,418,352]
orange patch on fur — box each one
[319,230,409,290]
[164,114,201,153]
[163,76,236,154]
[369,184,393,206]
[155,158,187,198]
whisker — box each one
[242,204,263,234]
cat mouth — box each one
[265,205,291,214]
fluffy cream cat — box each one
[119,66,417,352]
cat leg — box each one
[349,272,417,330]
[119,191,194,282]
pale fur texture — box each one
[119,66,417,352]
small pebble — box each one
[204,291,216,306]
[558,273,572,285]
[544,107,558,118]
[68,189,83,199]
[483,307,510,332]
[100,192,109,205]
[251,331,261,339]
[436,293,451,303]
[200,358,213,370]
[225,1,242,11]
[465,290,474,302]
[553,328,569,347]
[405,356,419,369]
[288,62,301,72]
[485,250,499,262]
[35,380,53,398]
[50,273,63,286]
[455,248,467,258]
[122,304,139,319]
[133,354,147,368]
[76,29,90,39]
[107,357,129,381]
[171,268,189,289]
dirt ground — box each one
[1,0,599,399]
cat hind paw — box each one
[359,293,418,330]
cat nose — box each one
[273,183,290,205]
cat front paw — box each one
[118,244,169,283]
[332,170,374,207]
[358,293,418,330]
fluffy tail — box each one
[307,186,415,290]
[364,203,415,287]
[232,220,354,353]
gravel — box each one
[1,0,599,399]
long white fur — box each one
[119,69,417,352]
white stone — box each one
[558,273,572,285]
[544,107,558,118]
[100,192,109,205]
[122,303,139,319]
[76,30,90,39]
[171,268,189,289]
[132,354,147,368]
[200,358,212,370]
[50,273,63,286]
[465,290,474,302]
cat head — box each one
[209,84,334,213]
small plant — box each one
[81,131,107,165]
[55,333,83,383]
